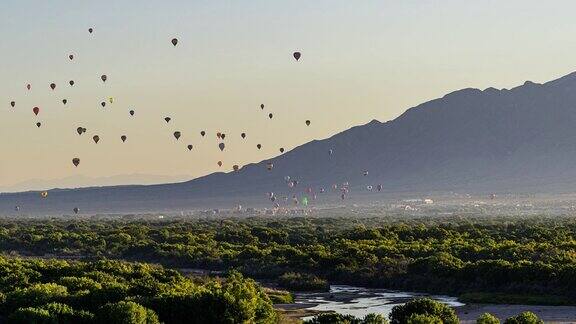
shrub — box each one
[389,298,459,324]
[503,311,543,324]
[477,312,500,324]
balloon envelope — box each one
[171,38,178,46]
[173,131,181,140]
[72,158,80,167]
[293,51,301,61]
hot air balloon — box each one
[366,185,373,191]
[93,135,100,144]
[200,131,206,137]
[33,107,39,116]
[173,131,181,140]
[41,191,48,198]
[187,144,193,151]
[10,101,15,108]
[62,99,67,105]
[363,171,369,176]
[329,149,333,156]
[164,117,171,123]
[50,83,56,90]
[77,127,84,135]
[216,132,222,139]
[305,120,311,126]
[69,54,74,60]
[69,80,75,86]
[129,110,135,116]
[101,75,107,82]
[260,104,265,110]
[257,144,262,150]
[171,38,178,46]
[219,143,225,151]
[109,97,114,104]
[268,113,273,119]
[266,162,274,171]
[73,207,79,214]
[233,165,239,172]
[26,84,31,90]
[377,184,382,192]
[217,161,223,167]
[72,158,80,167]
[36,122,42,128]
[221,133,226,140]
[101,102,106,108]
[241,133,246,139]
[279,148,284,153]
[293,51,301,61]
[83,127,87,133]
[121,135,127,143]
[88,28,93,34]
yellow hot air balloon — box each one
[109,97,114,104]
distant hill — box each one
[5,72,576,214]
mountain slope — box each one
[4,72,576,214]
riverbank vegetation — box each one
[0,215,574,304]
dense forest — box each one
[0,215,575,305]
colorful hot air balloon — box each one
[121,135,127,143]
[50,83,56,90]
[129,110,135,116]
[72,158,80,167]
[293,51,301,61]
[101,75,107,82]
[219,143,225,151]
[257,144,262,150]
[171,38,178,46]
[187,144,193,151]
[173,131,181,140]
[93,135,100,144]
[10,101,15,108]
[33,107,39,116]
[164,117,171,123]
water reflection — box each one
[297,285,464,320]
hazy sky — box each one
[2,0,576,190]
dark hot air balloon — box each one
[164,117,171,123]
[50,83,56,90]
[26,84,31,90]
[101,75,107,82]
[279,148,284,153]
[200,131,206,137]
[268,113,273,119]
[77,127,84,135]
[171,38,178,46]
[241,133,246,139]
[129,110,135,116]
[33,107,39,115]
[10,101,15,108]
[93,135,100,144]
[233,165,239,171]
[69,80,75,86]
[293,51,301,61]
[62,99,67,105]
[305,120,311,126]
[36,122,41,128]
[173,131,181,140]
[217,161,223,167]
[121,135,127,142]
[260,104,264,110]
[73,207,79,214]
[72,158,80,167]
[219,143,225,151]
[220,133,226,140]
[101,102,106,108]
[88,28,93,34]
[187,144,193,151]
[69,54,74,60]
[257,144,262,150]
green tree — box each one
[503,312,543,324]
[407,313,443,324]
[477,313,500,324]
[389,298,459,324]
[96,301,159,324]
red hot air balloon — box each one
[33,107,39,116]
[293,51,301,61]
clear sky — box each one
[2,0,576,190]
